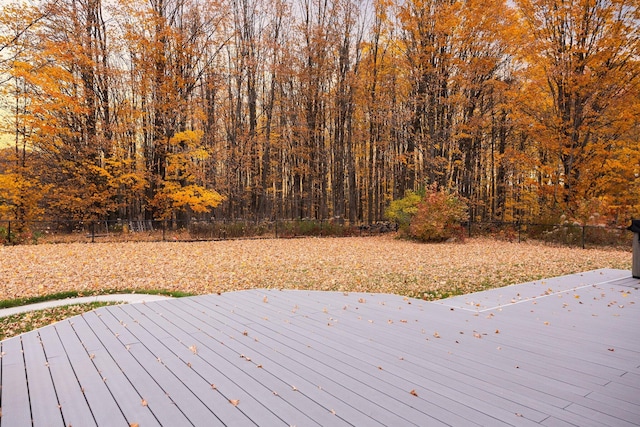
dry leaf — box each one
[0,238,630,312]
[141,399,148,407]
[229,399,240,406]
[263,296,268,303]
[410,389,418,397]
[130,424,139,427]
[189,345,197,354]
[0,238,631,342]
[211,384,217,389]
[433,332,441,338]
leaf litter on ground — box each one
[0,236,631,303]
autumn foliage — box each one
[386,185,468,242]
[0,0,638,231]
[409,186,468,243]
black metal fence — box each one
[466,221,632,249]
[0,217,634,249]
[0,218,396,245]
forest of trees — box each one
[0,0,638,228]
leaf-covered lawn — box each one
[0,236,632,301]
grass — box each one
[0,289,194,340]
[0,302,122,340]
[0,288,195,310]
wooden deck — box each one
[1,268,639,426]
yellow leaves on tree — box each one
[0,169,45,223]
[514,0,640,218]
[151,130,224,219]
[155,183,224,217]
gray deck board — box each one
[96,308,227,427]
[36,326,98,427]
[131,307,348,425]
[202,292,595,425]
[218,291,591,403]
[67,314,161,426]
[54,319,131,426]
[113,304,260,427]
[188,293,543,425]
[21,331,67,427]
[129,302,293,426]
[171,297,485,426]
[1,268,639,426]
[161,297,425,425]
[1,335,32,426]
[79,310,193,426]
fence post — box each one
[275,218,278,239]
[582,226,586,249]
[517,221,521,243]
[91,221,96,243]
[162,220,166,241]
[7,220,11,244]
[468,220,472,238]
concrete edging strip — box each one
[0,294,173,318]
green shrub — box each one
[384,191,422,233]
